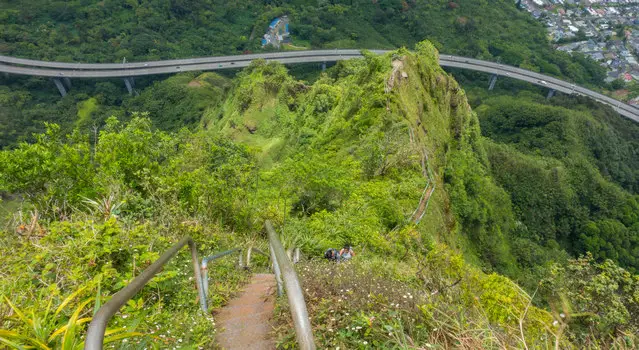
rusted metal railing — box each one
[85,237,205,350]
[265,220,315,350]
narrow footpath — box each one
[215,273,277,350]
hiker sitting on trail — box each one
[324,248,339,262]
[339,245,355,262]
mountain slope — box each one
[1,42,637,349]
[203,43,518,272]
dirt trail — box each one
[215,273,277,350]
[385,58,405,93]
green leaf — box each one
[0,335,26,350]
[47,318,91,343]
[93,283,101,317]
[61,298,93,349]
[103,332,143,344]
[4,297,34,328]
[54,287,86,317]
[0,330,50,350]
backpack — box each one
[324,248,337,260]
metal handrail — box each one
[200,248,241,311]
[84,237,206,350]
[265,220,316,350]
[85,229,312,349]
[200,245,277,310]
[200,246,273,310]
[251,247,271,260]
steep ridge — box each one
[1,41,637,349]
[201,42,637,348]
[205,41,515,271]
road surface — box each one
[1,50,637,123]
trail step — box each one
[215,273,276,350]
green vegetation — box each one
[2,43,637,348]
[275,250,638,349]
[475,94,639,276]
[0,0,609,149]
[0,117,254,348]
[0,0,604,84]
[2,0,638,347]
[1,287,142,349]
[0,72,232,149]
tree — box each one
[542,253,639,337]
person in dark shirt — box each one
[324,248,339,262]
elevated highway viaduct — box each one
[1,50,637,123]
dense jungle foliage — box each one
[0,0,608,148]
[1,43,638,349]
[1,0,604,87]
[1,0,638,348]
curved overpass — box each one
[1,50,637,123]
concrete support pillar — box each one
[321,61,326,71]
[123,77,134,95]
[488,74,498,91]
[546,89,556,99]
[53,78,67,97]
[62,77,72,90]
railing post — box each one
[246,246,253,268]
[200,248,242,312]
[190,240,208,314]
[201,265,209,300]
[294,247,300,264]
[270,244,284,296]
[85,237,205,350]
[287,248,293,261]
[266,220,315,350]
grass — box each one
[282,42,310,51]
[75,97,98,128]
[273,251,562,349]
[0,198,25,229]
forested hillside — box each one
[0,0,608,148]
[1,0,606,84]
[1,43,638,349]
[1,0,639,348]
